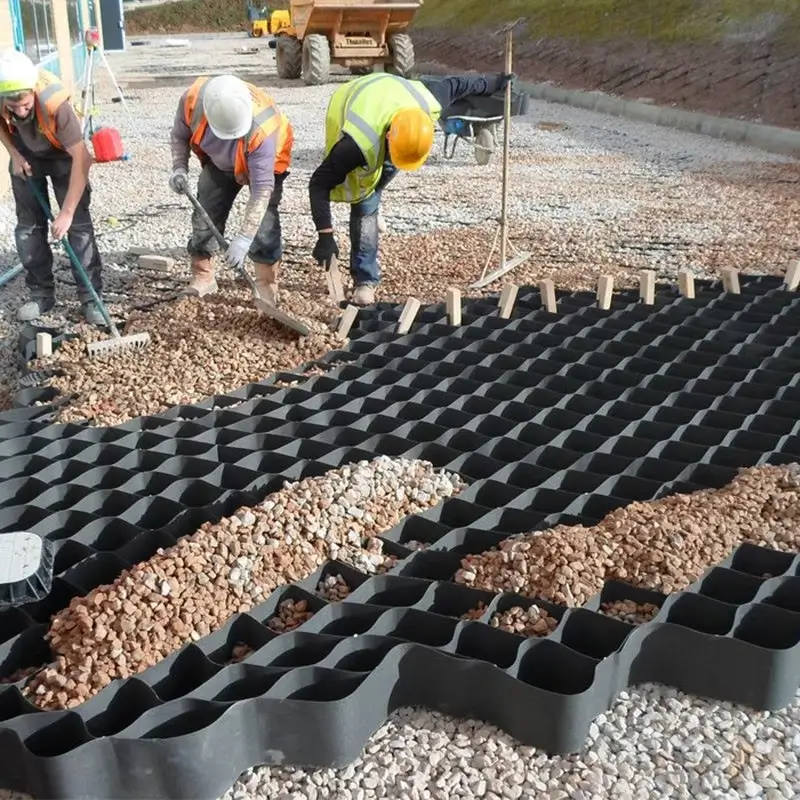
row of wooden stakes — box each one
[333,261,800,342]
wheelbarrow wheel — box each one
[474,126,495,166]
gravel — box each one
[21,456,465,710]
[489,604,561,638]
[1,33,798,421]
[455,464,800,605]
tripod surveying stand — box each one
[76,28,131,139]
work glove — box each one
[225,233,253,270]
[496,72,516,92]
[169,167,189,194]
[313,231,339,268]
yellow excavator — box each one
[248,2,292,38]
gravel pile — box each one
[1,34,798,422]
[21,457,465,709]
[600,600,662,625]
[455,464,800,605]
[316,573,353,602]
[265,598,316,634]
[489,604,560,638]
[39,292,340,426]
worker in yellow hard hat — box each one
[310,71,513,306]
[0,47,104,324]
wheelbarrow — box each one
[432,83,531,166]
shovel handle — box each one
[182,187,229,252]
[26,178,119,336]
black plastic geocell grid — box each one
[0,274,799,799]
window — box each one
[67,0,83,46]
[16,0,58,65]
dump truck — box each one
[273,0,422,86]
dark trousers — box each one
[188,162,286,264]
[11,155,103,304]
[349,160,398,286]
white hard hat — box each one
[0,48,39,96]
[202,75,254,140]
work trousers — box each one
[11,155,103,305]
[188,162,286,265]
[348,160,398,286]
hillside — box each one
[126,0,287,35]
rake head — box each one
[86,332,151,359]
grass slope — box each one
[414,0,800,44]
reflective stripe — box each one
[38,82,60,104]
[344,110,381,150]
[190,80,208,131]
[253,105,276,126]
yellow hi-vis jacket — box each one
[324,73,442,204]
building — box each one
[0,0,116,199]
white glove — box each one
[225,233,253,270]
[169,167,188,194]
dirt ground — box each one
[414,28,800,131]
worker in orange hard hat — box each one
[310,71,513,306]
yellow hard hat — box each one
[387,107,435,171]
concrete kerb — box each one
[518,80,800,159]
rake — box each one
[180,186,309,338]
[27,178,151,359]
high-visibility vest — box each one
[1,69,71,151]
[325,73,442,204]
[182,76,293,182]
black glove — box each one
[313,231,339,267]
[496,72,516,92]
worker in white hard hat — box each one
[169,74,294,303]
[0,47,104,324]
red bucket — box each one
[92,127,124,163]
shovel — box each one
[27,178,151,359]
[181,186,309,337]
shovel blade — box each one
[252,299,310,337]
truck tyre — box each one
[302,34,331,85]
[276,35,302,80]
[388,33,414,77]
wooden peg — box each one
[397,297,421,334]
[783,259,800,292]
[325,255,345,305]
[597,274,614,310]
[678,270,695,299]
[721,268,740,294]
[639,270,655,305]
[35,332,52,358]
[445,287,462,325]
[538,278,557,313]
[498,283,518,319]
[335,305,359,341]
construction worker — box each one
[0,48,104,324]
[169,74,293,303]
[309,71,514,306]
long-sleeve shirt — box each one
[309,74,507,231]
[170,94,276,238]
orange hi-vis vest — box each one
[183,77,293,181]
[1,69,71,150]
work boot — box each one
[352,284,376,307]
[82,302,106,327]
[185,255,218,297]
[18,298,55,322]
[253,261,279,305]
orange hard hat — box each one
[387,107,435,171]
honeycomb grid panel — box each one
[0,275,798,799]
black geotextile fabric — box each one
[1,275,800,800]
